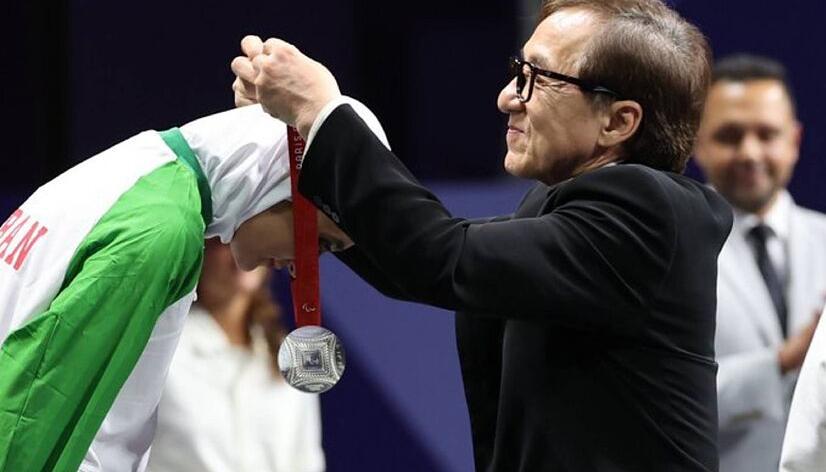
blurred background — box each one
[1,1,824,470]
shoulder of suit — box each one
[793,204,826,230]
[560,163,678,200]
[574,162,674,184]
[542,165,678,225]
[559,163,730,229]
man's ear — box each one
[597,100,643,148]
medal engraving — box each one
[278,325,346,393]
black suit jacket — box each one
[299,104,733,472]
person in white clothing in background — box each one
[149,238,325,472]
[780,303,826,472]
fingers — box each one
[231,55,257,82]
[232,35,341,130]
[241,35,264,59]
[262,37,295,56]
[237,36,303,82]
[234,35,267,108]
[252,53,268,74]
[232,77,257,107]
[232,76,255,96]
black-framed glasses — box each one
[508,56,619,103]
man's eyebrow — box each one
[520,48,553,70]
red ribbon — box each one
[287,126,321,327]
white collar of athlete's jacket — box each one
[178,99,390,243]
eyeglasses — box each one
[508,56,619,103]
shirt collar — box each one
[188,305,271,359]
[733,190,793,241]
[188,306,237,356]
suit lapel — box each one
[720,230,784,344]
[786,205,824,335]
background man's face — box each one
[694,79,801,214]
[497,8,606,184]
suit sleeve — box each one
[334,246,416,301]
[334,213,515,303]
[715,349,786,429]
[713,277,788,428]
[300,105,676,333]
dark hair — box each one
[713,54,797,114]
[539,0,711,173]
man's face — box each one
[230,201,354,271]
[497,8,606,184]
[694,79,801,214]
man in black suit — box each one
[232,0,732,470]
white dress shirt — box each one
[732,190,792,286]
[148,306,325,472]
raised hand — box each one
[230,35,264,107]
[232,36,341,137]
[779,311,822,374]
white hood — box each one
[179,99,388,243]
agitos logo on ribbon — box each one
[276,125,346,394]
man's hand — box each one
[232,36,341,137]
[230,35,264,107]
[779,311,822,374]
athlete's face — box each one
[230,201,353,271]
[197,238,269,307]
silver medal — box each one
[278,325,346,393]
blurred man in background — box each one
[694,54,826,472]
[149,238,325,472]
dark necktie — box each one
[749,224,788,338]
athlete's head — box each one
[179,98,388,271]
[230,201,352,270]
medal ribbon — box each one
[287,125,321,327]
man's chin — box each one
[728,187,777,214]
[504,152,529,178]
